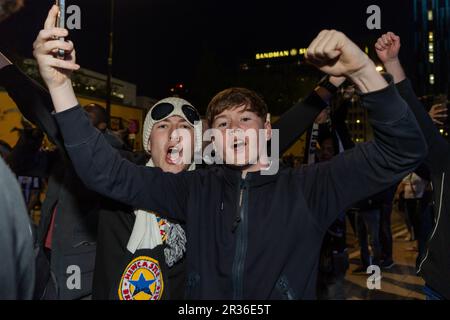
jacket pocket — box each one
[276,275,297,300]
[185,272,200,299]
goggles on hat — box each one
[150,102,200,125]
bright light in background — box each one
[356,119,361,124]
[376,65,384,72]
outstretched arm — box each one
[301,30,426,229]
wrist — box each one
[348,61,388,93]
[383,58,401,68]
[382,58,406,84]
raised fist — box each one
[375,32,401,64]
[305,30,372,78]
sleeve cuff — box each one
[53,105,98,145]
[395,78,413,95]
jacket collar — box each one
[221,164,280,188]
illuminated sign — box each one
[255,48,308,60]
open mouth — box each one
[165,145,183,165]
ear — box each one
[264,113,272,141]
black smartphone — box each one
[55,0,66,60]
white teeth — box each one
[167,146,182,163]
[168,146,181,154]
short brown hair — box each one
[206,87,268,127]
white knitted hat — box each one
[142,97,202,171]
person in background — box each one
[83,103,131,152]
[352,191,386,273]
[400,172,428,244]
[378,184,398,269]
[315,129,349,300]
[375,31,450,299]
[7,125,47,212]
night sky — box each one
[0,0,414,107]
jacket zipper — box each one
[232,183,244,231]
[418,172,445,274]
[232,178,249,300]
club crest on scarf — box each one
[118,256,164,300]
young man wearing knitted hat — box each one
[95,97,202,300]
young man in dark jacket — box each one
[34,6,427,299]
[375,31,450,300]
